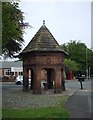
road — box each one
[65,79,93,119]
[1,78,92,89]
[65,79,91,91]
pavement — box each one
[65,79,93,119]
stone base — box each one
[23,87,29,92]
[33,90,41,94]
[54,89,62,93]
[62,86,66,91]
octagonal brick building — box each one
[20,21,67,94]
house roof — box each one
[0,61,23,69]
[21,20,67,55]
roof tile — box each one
[21,23,66,54]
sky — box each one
[19,1,91,49]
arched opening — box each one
[23,66,63,93]
[23,68,34,91]
[41,68,55,91]
[40,69,47,90]
[29,69,34,90]
[46,68,55,89]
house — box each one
[0,60,47,82]
[0,61,23,82]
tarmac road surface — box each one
[65,79,93,119]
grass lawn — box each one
[2,96,70,119]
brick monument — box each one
[20,20,67,94]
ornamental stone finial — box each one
[43,20,45,25]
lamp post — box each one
[86,48,88,79]
[89,67,90,79]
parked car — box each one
[15,76,31,85]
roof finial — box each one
[43,20,45,25]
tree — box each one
[86,48,93,75]
[2,2,30,58]
[64,59,80,75]
[60,40,93,75]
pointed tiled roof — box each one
[21,21,66,54]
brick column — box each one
[61,69,66,91]
[23,67,29,91]
[33,68,41,94]
[54,68,62,93]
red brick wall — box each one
[23,53,64,66]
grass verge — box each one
[2,96,70,119]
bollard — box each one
[79,79,83,89]
[78,77,85,89]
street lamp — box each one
[86,48,88,79]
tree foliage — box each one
[61,40,93,75]
[2,2,29,58]
[61,40,86,63]
[64,59,80,74]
